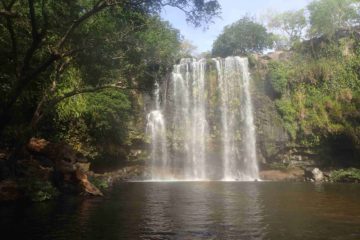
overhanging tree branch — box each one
[0,0,18,16]
[56,0,108,50]
[0,9,17,17]
[1,0,221,135]
[28,0,39,41]
[4,12,18,75]
[1,1,112,126]
[29,83,140,129]
[19,0,43,78]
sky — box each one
[161,0,311,53]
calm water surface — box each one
[1,182,360,240]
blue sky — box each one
[161,0,311,53]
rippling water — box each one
[1,182,360,240]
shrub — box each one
[275,99,298,139]
[330,168,360,183]
[268,61,291,96]
[89,176,109,191]
[21,180,59,202]
[269,162,290,171]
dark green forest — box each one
[0,0,221,200]
[0,0,220,167]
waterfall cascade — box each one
[213,57,259,181]
[172,58,208,180]
[147,57,259,181]
[146,83,168,180]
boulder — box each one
[27,138,49,152]
[312,168,324,182]
[17,158,53,181]
[27,138,103,197]
[27,138,87,174]
[75,168,103,196]
[304,167,324,182]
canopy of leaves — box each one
[308,0,360,37]
[267,9,307,44]
[212,17,273,57]
[0,0,220,165]
[179,39,198,58]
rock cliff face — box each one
[249,53,324,168]
[0,138,105,201]
[27,138,103,196]
[250,54,290,166]
[148,55,310,170]
[142,53,351,172]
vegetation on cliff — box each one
[268,35,360,164]
[267,4,360,165]
[213,0,360,166]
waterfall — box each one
[146,82,168,180]
[146,57,259,181]
[213,57,259,181]
[172,58,208,180]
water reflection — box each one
[1,182,360,240]
[142,183,174,238]
[141,182,266,239]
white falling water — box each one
[146,83,168,180]
[147,57,259,181]
[213,57,259,181]
[172,58,208,180]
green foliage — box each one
[85,90,131,142]
[0,0,220,170]
[212,16,273,57]
[268,61,291,96]
[330,168,360,182]
[264,0,360,50]
[247,54,258,68]
[269,162,290,171]
[20,180,59,202]
[267,9,307,44]
[89,176,109,191]
[308,0,359,37]
[0,0,220,151]
[145,0,221,27]
[270,34,291,50]
[50,89,132,163]
[179,39,198,58]
[275,99,298,140]
[269,34,360,161]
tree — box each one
[269,33,290,51]
[31,15,182,129]
[179,39,197,57]
[0,0,221,138]
[267,9,307,45]
[212,16,273,57]
[308,0,360,37]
